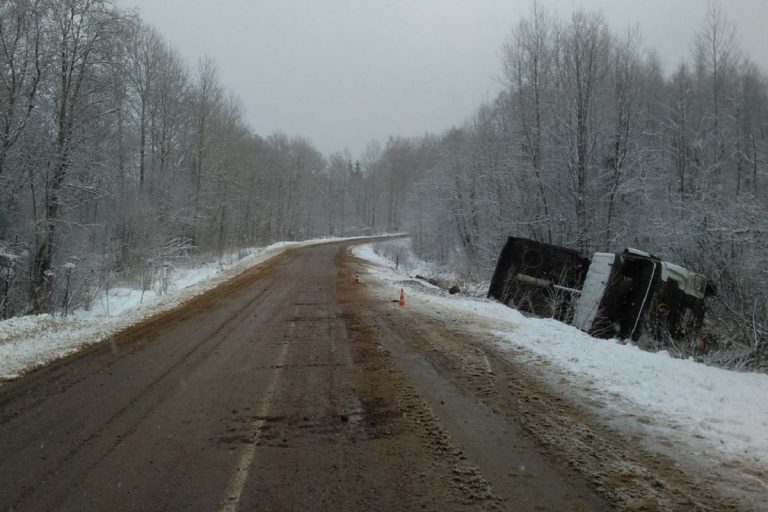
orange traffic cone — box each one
[399,288,406,308]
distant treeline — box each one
[359,2,768,369]
[0,0,373,317]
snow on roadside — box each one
[362,238,488,297]
[353,243,768,473]
[0,237,369,381]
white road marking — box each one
[218,321,294,512]
[483,354,493,374]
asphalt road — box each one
[0,241,739,511]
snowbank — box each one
[353,243,768,472]
[360,238,488,296]
[0,237,371,380]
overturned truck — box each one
[488,238,715,341]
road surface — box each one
[0,241,740,511]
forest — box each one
[1,1,766,369]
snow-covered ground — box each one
[0,237,369,381]
[353,243,768,477]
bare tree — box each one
[189,55,223,247]
[503,0,554,243]
[552,9,611,250]
[30,0,124,312]
[0,0,45,178]
[694,0,739,162]
[603,27,644,245]
[125,23,164,190]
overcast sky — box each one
[116,0,768,158]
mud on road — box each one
[341,249,751,512]
[0,241,747,511]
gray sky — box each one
[117,0,768,157]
